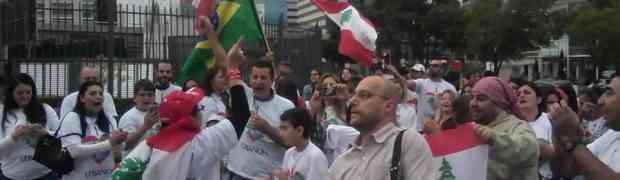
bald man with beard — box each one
[329,76,435,180]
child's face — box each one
[279,120,302,147]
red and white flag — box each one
[424,123,489,180]
[312,0,377,67]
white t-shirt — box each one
[414,79,456,131]
[527,113,554,179]
[583,117,609,143]
[587,129,620,172]
[324,125,359,165]
[198,93,227,129]
[118,107,147,154]
[226,94,295,179]
[188,119,238,180]
[0,104,59,179]
[281,142,329,180]
[155,84,182,104]
[396,103,418,130]
[60,91,118,119]
[58,112,118,180]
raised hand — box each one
[309,90,323,115]
[143,110,159,130]
[249,112,271,132]
[109,130,129,146]
[548,101,584,147]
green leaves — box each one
[568,3,620,66]
[464,0,557,69]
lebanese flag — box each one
[312,0,377,67]
[424,123,489,180]
[112,142,194,180]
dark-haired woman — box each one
[517,82,555,180]
[56,81,127,180]
[198,66,231,128]
[0,73,60,180]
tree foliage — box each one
[362,0,465,64]
[567,0,620,66]
[464,0,557,71]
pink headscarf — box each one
[472,77,523,120]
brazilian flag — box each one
[176,0,264,85]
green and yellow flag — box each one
[176,0,264,85]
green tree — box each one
[464,0,557,72]
[567,1,620,66]
[364,0,430,63]
[361,0,465,65]
[439,158,456,180]
[424,0,466,59]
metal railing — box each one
[1,0,320,113]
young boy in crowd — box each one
[264,108,328,180]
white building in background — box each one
[23,0,196,98]
[286,0,327,29]
[510,0,591,81]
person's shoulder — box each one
[170,84,182,91]
[587,129,617,152]
[121,107,140,119]
[274,95,295,107]
[62,92,79,100]
[61,112,82,126]
[284,146,296,157]
[307,142,327,157]
[598,129,619,141]
[42,103,56,112]
[402,128,425,142]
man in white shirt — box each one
[225,61,295,180]
[118,79,159,153]
[550,74,620,180]
[155,62,182,103]
[60,67,118,119]
[407,60,456,131]
[328,76,435,180]
[579,87,608,143]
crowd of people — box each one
[0,18,619,180]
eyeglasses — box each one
[136,92,156,97]
[352,90,389,101]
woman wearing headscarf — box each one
[470,77,539,180]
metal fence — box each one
[1,0,262,97]
[1,0,324,113]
